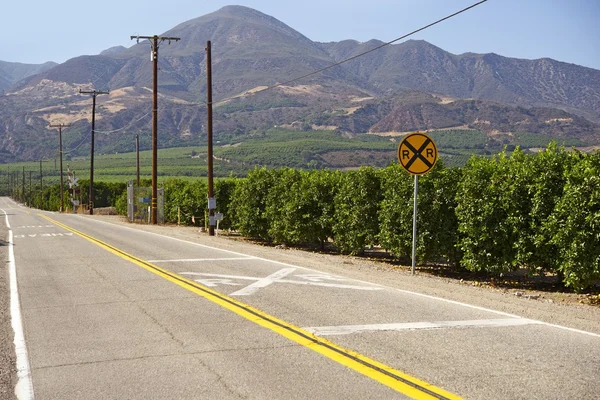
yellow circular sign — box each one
[397,132,438,175]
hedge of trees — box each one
[12,143,599,290]
[221,143,600,290]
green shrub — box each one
[230,167,281,240]
[333,167,382,254]
[455,151,521,274]
[549,152,600,290]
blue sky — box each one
[2,0,599,70]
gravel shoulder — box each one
[87,215,600,336]
[0,220,17,400]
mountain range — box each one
[1,5,599,162]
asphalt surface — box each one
[2,196,600,399]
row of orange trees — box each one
[214,143,598,290]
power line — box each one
[212,0,488,106]
[93,107,152,133]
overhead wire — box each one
[94,106,152,133]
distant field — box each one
[0,128,589,194]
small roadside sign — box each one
[397,132,438,175]
[396,132,439,275]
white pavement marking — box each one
[147,257,255,263]
[304,318,544,336]
[3,209,35,399]
[70,216,600,338]
[193,278,244,287]
[230,268,297,296]
[180,272,383,292]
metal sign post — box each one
[411,175,418,275]
[397,132,438,275]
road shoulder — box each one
[0,216,17,400]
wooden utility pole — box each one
[206,40,215,236]
[50,123,71,212]
[130,34,180,224]
[39,160,43,208]
[79,89,109,215]
[136,134,140,186]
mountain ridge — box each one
[1,5,599,162]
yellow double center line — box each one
[43,215,461,400]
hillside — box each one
[1,5,600,163]
[0,60,57,92]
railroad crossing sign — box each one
[397,132,438,175]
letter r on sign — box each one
[402,150,410,160]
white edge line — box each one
[3,209,35,399]
[59,213,600,339]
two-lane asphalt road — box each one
[2,197,599,399]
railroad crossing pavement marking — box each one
[304,319,544,336]
[40,214,461,399]
[229,267,297,296]
[179,271,384,294]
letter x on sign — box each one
[397,132,438,175]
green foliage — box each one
[418,162,462,265]
[264,168,304,244]
[214,178,239,230]
[378,162,461,264]
[264,169,340,247]
[230,167,281,240]
[163,179,208,226]
[333,167,382,254]
[115,191,128,215]
[548,152,600,290]
[429,130,487,149]
[217,129,394,169]
[378,164,415,260]
[455,151,526,274]
[525,142,576,271]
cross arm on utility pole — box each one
[130,35,181,43]
[79,89,110,95]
